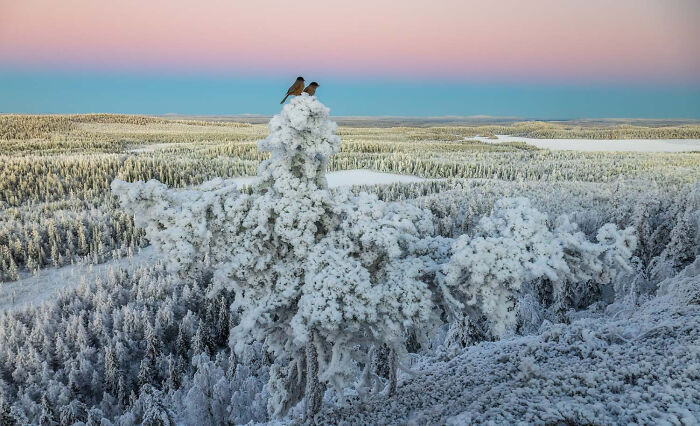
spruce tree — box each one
[138,357,155,390]
[104,346,119,395]
[117,376,129,409]
[191,319,212,356]
[215,296,230,347]
[174,325,190,371]
[38,394,56,426]
[227,350,237,379]
[166,354,180,392]
[0,395,18,426]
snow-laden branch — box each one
[442,198,637,337]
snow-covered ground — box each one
[230,169,426,187]
[128,143,190,153]
[319,260,700,424]
[0,248,157,313]
[471,135,700,152]
[326,169,425,186]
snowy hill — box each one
[319,260,700,424]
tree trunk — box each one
[388,347,397,395]
[304,341,324,421]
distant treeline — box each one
[3,114,700,141]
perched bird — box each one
[280,77,305,104]
[303,82,319,96]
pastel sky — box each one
[1,0,699,117]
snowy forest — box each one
[0,98,698,424]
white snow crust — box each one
[0,248,156,313]
[228,169,425,188]
[472,135,700,152]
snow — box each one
[471,135,700,152]
[2,96,698,424]
[229,169,425,188]
[110,96,640,420]
[318,262,700,424]
[325,170,425,186]
[0,247,157,313]
[128,143,191,153]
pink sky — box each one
[1,0,699,83]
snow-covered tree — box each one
[112,95,440,417]
[650,183,699,281]
[112,95,638,419]
[0,395,19,426]
[442,198,636,337]
[182,354,231,425]
[139,386,176,426]
[58,399,87,425]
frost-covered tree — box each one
[182,354,231,425]
[0,395,19,426]
[442,198,636,337]
[113,95,440,417]
[650,183,699,281]
[58,399,88,425]
[139,386,176,426]
[112,95,639,419]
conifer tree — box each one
[191,319,211,357]
[138,357,155,390]
[111,96,640,419]
[117,376,129,409]
[215,296,229,347]
[175,322,190,360]
[38,394,56,426]
[0,395,18,426]
[166,354,180,393]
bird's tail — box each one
[280,94,289,104]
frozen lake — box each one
[471,135,700,152]
[231,169,426,187]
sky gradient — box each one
[1,0,699,117]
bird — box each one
[303,82,319,96]
[280,77,305,104]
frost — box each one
[111,95,639,418]
[318,275,700,424]
[442,198,635,337]
[2,102,696,424]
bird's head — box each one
[310,82,319,87]
[297,76,305,81]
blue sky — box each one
[2,71,699,119]
[2,1,699,118]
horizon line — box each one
[3,112,700,123]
